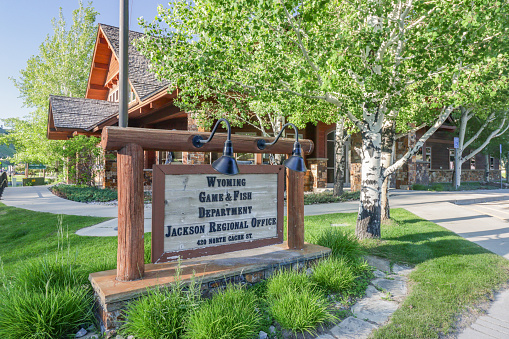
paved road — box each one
[2,185,509,337]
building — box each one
[47,24,501,191]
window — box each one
[235,132,256,164]
[129,88,136,103]
[490,156,495,170]
[425,147,432,164]
[449,149,455,170]
[470,158,475,170]
[159,151,183,164]
[109,89,119,103]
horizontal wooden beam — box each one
[101,126,314,155]
[89,84,107,91]
[93,62,109,70]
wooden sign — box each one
[152,165,285,263]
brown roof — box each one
[49,95,118,131]
[99,24,169,100]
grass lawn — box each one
[1,202,508,338]
[304,209,509,338]
[0,202,153,278]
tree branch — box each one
[384,105,454,178]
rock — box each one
[364,285,382,298]
[330,317,378,339]
[315,334,335,339]
[352,298,399,324]
[128,336,135,339]
[392,263,413,276]
[363,255,391,272]
[373,269,386,278]
[259,330,268,339]
[269,325,276,334]
[371,277,407,301]
[76,328,87,338]
[306,268,313,276]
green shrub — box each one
[51,184,117,203]
[411,183,427,190]
[0,285,93,339]
[269,286,336,334]
[311,228,364,259]
[122,280,200,339]
[266,269,316,300]
[304,191,360,205]
[185,285,261,339]
[430,183,444,191]
[312,257,357,293]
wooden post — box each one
[117,143,145,281]
[286,168,305,250]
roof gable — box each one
[92,24,169,101]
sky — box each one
[0,0,168,123]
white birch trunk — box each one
[356,131,383,239]
[454,152,462,189]
[381,121,395,220]
[333,117,346,197]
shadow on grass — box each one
[366,238,490,266]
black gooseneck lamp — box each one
[256,122,307,172]
[192,118,240,175]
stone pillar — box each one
[307,158,327,190]
[183,113,207,165]
[103,150,118,189]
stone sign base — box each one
[89,242,331,335]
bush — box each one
[310,228,364,260]
[312,257,357,293]
[269,286,336,334]
[51,184,117,202]
[266,269,316,300]
[304,191,360,205]
[122,280,200,339]
[0,285,93,339]
[185,285,261,339]
[411,183,427,190]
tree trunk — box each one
[485,154,490,182]
[381,121,395,221]
[333,117,346,197]
[355,132,382,239]
[506,152,509,183]
[453,149,462,189]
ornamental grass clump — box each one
[0,283,93,339]
[121,279,201,339]
[312,256,357,293]
[184,285,262,339]
[0,221,96,338]
[312,228,364,259]
[266,269,336,335]
[266,269,316,299]
[269,287,336,335]
[121,264,200,339]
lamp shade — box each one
[284,155,307,172]
[212,156,240,175]
[284,141,307,172]
[212,140,239,175]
